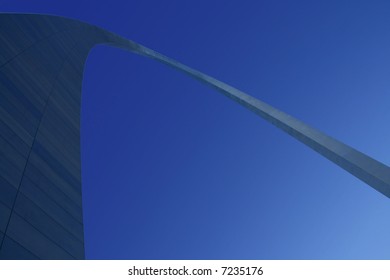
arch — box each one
[0,13,389,259]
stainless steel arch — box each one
[0,13,389,259]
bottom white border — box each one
[0,260,389,280]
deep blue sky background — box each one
[1,1,390,259]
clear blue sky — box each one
[2,0,390,259]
